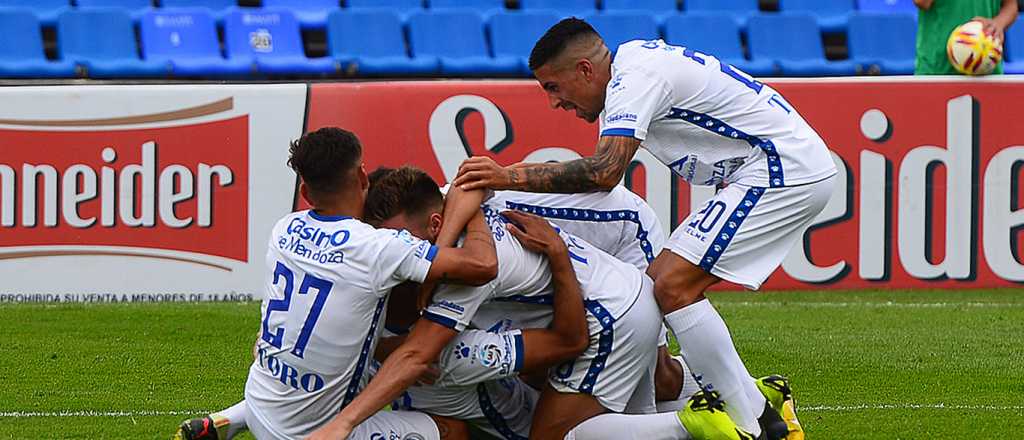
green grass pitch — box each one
[1,289,1022,439]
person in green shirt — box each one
[915,0,1019,74]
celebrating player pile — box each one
[175,17,834,440]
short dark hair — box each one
[288,127,362,198]
[529,17,600,71]
[364,166,444,226]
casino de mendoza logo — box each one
[0,98,249,270]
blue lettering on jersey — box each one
[255,346,326,393]
[436,300,466,315]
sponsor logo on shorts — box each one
[435,300,465,315]
[478,343,503,368]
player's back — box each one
[245,210,436,438]
[487,185,664,270]
[602,40,836,188]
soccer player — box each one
[453,19,836,439]
[176,127,499,440]
[309,167,744,440]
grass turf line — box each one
[1,289,1022,439]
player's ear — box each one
[357,163,369,192]
[299,181,314,207]
[428,212,443,240]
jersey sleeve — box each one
[422,282,495,332]
[373,228,438,294]
[600,65,674,141]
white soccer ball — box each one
[947,20,1003,75]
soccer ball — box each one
[947,20,1003,75]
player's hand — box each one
[306,421,352,440]
[453,156,517,191]
[502,210,568,257]
[972,16,1006,42]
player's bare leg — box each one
[655,346,685,402]
[429,414,471,440]
[647,251,780,438]
[528,383,608,440]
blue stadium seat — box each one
[663,13,776,76]
[346,0,423,16]
[430,0,505,15]
[1004,20,1024,74]
[0,8,76,77]
[602,0,678,13]
[683,0,758,28]
[778,0,855,33]
[747,13,857,76]
[847,13,916,74]
[141,9,252,77]
[584,11,659,54]
[75,0,152,20]
[160,0,237,21]
[262,0,339,29]
[857,0,916,14]
[58,9,168,77]
[327,9,438,75]
[0,0,70,26]
[519,0,596,18]
[224,9,338,75]
[489,10,560,73]
[408,10,520,75]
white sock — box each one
[212,400,250,440]
[564,412,691,440]
[663,299,764,436]
[656,355,704,413]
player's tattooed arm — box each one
[453,135,641,193]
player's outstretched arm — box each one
[452,135,641,193]
[503,211,590,371]
[424,208,498,286]
[307,320,457,440]
[435,185,487,248]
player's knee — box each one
[652,274,704,312]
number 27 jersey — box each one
[599,39,836,188]
[244,210,437,438]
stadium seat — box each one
[602,0,678,14]
[0,0,70,26]
[408,10,520,76]
[346,0,423,16]
[430,0,505,15]
[663,13,776,76]
[489,10,560,74]
[847,12,916,75]
[747,13,858,76]
[857,0,916,14]
[141,9,253,77]
[584,11,659,55]
[327,9,438,75]
[160,0,237,21]
[1004,20,1024,74]
[518,0,596,18]
[0,8,76,77]
[778,0,855,33]
[57,9,168,77]
[75,0,152,20]
[683,0,759,29]
[224,9,338,75]
[262,0,339,29]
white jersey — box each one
[487,185,664,271]
[244,210,436,438]
[600,39,837,188]
[423,206,645,335]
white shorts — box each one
[435,329,524,387]
[247,406,439,440]
[548,277,661,414]
[397,378,538,440]
[666,176,835,290]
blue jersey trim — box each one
[423,311,460,330]
[698,187,765,272]
[477,383,529,440]
[666,107,785,187]
[579,300,616,395]
[424,245,438,262]
[503,201,656,263]
[308,210,353,222]
[493,294,554,305]
[512,332,525,372]
[342,296,386,409]
[600,128,637,138]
